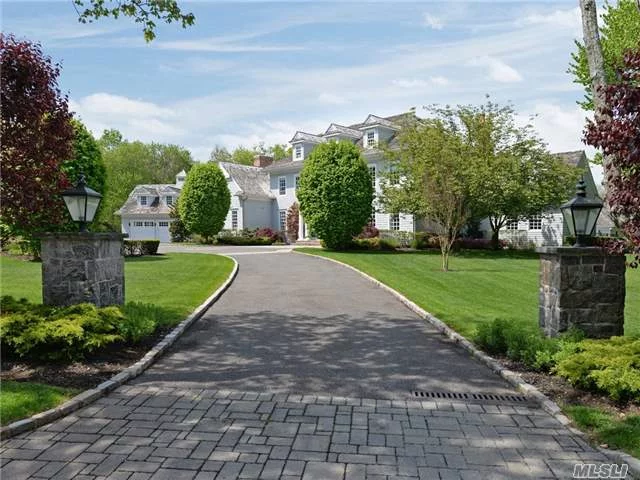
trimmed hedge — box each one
[124,240,160,256]
[351,237,398,251]
[411,233,508,250]
[216,236,273,246]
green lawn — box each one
[1,253,235,324]
[0,253,234,425]
[296,249,640,339]
[1,381,77,425]
[563,405,640,458]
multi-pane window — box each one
[295,176,300,190]
[388,167,400,185]
[368,165,376,189]
[166,196,173,206]
[279,210,287,231]
[158,221,169,227]
[144,221,155,227]
[134,221,143,227]
[140,196,148,206]
[528,214,542,230]
[390,213,400,231]
[370,206,376,226]
[295,145,303,159]
[279,176,286,195]
[366,131,376,147]
[506,219,518,230]
[231,209,238,230]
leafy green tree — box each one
[269,144,291,162]
[231,146,255,166]
[455,102,578,248]
[72,0,195,42]
[570,0,640,112]
[97,139,193,228]
[381,113,471,271]
[168,205,190,242]
[178,163,230,242]
[209,145,232,163]
[297,141,373,249]
[98,128,123,151]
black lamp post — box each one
[61,173,102,232]
[560,179,603,247]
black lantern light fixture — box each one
[560,178,603,247]
[62,173,102,232]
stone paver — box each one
[0,252,615,479]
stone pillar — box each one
[40,232,125,307]
[537,246,625,338]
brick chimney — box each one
[253,155,274,168]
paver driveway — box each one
[1,252,612,479]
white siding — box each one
[122,216,171,242]
[223,194,243,230]
[244,199,272,228]
[484,213,564,247]
[270,172,299,229]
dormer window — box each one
[140,196,148,206]
[177,176,185,183]
[295,145,303,159]
[366,131,376,147]
[166,196,174,206]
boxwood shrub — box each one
[124,240,160,256]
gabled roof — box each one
[290,131,326,144]
[324,123,363,139]
[219,162,274,200]
[553,150,586,167]
[116,184,180,216]
[358,114,400,130]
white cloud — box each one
[317,93,349,105]
[392,76,450,89]
[423,13,444,30]
[471,56,523,83]
[521,7,581,29]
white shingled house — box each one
[117,113,599,246]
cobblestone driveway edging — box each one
[0,256,239,441]
[294,250,640,476]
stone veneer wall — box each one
[40,232,125,307]
[537,246,625,338]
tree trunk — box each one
[579,0,618,196]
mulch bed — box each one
[500,357,640,417]
[0,326,172,390]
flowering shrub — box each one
[357,224,380,239]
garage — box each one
[124,218,171,242]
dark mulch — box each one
[500,357,640,417]
[0,326,172,390]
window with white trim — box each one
[166,196,173,206]
[295,176,300,190]
[144,221,155,227]
[370,205,376,226]
[388,167,400,185]
[390,213,400,231]
[528,214,542,230]
[231,209,238,230]
[278,176,286,195]
[366,131,376,147]
[140,196,148,206]
[159,221,169,227]
[279,210,286,231]
[506,219,518,230]
[295,145,303,159]
[134,221,143,227]
[368,165,376,189]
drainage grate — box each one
[412,391,530,403]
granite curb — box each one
[0,256,239,441]
[294,250,640,477]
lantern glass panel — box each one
[573,208,590,235]
[85,196,101,223]
[585,207,602,236]
[63,196,84,222]
[562,208,575,236]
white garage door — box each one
[129,220,171,242]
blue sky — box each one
[3,1,601,180]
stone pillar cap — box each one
[536,246,605,255]
[36,232,126,240]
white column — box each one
[298,211,305,240]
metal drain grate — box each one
[412,391,529,403]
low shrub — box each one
[379,230,414,248]
[254,227,281,243]
[411,232,438,250]
[474,318,583,372]
[455,238,508,250]
[350,237,397,251]
[216,235,273,246]
[357,224,380,239]
[0,301,123,361]
[124,240,160,256]
[553,337,640,403]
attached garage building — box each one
[116,171,185,242]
